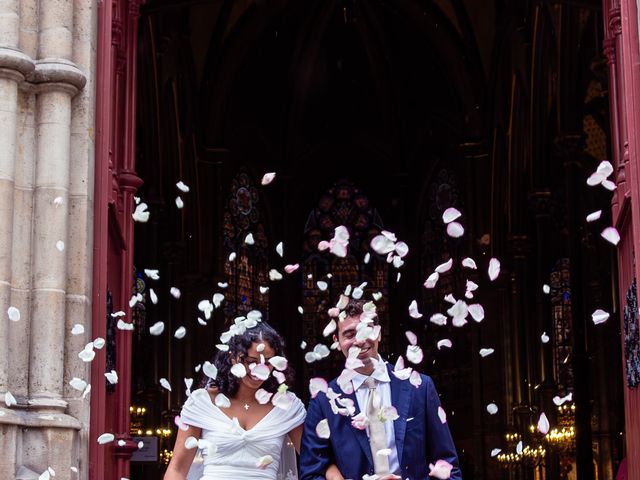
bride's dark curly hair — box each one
[203,321,294,398]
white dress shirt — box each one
[351,357,400,475]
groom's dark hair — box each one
[343,298,380,325]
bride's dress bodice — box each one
[180,388,306,479]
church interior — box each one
[122,0,625,478]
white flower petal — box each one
[71,324,84,335]
[486,403,498,415]
[56,240,65,252]
[203,361,218,380]
[256,454,274,469]
[104,371,118,385]
[69,378,87,391]
[176,181,190,192]
[215,393,231,409]
[93,337,106,349]
[405,330,418,346]
[228,252,237,262]
[255,389,273,405]
[601,179,617,191]
[408,300,423,319]
[184,436,198,449]
[159,378,172,391]
[276,242,284,257]
[430,313,448,326]
[479,348,494,357]
[149,288,158,305]
[437,339,452,350]
[250,363,271,381]
[170,287,181,299]
[442,207,462,224]
[435,258,453,273]
[174,326,186,339]
[538,412,550,434]
[269,269,283,281]
[322,319,337,337]
[468,304,485,322]
[542,284,550,294]
[261,172,276,185]
[7,306,20,322]
[149,321,165,336]
[601,227,620,246]
[586,210,602,222]
[244,233,255,245]
[488,258,501,281]
[317,280,328,291]
[462,257,477,269]
[97,433,115,445]
[370,234,396,255]
[491,448,502,457]
[144,269,160,280]
[596,160,614,178]
[132,203,150,222]
[592,309,610,325]
[315,419,331,439]
[446,222,464,238]
[212,293,225,308]
[541,332,550,343]
[175,196,184,209]
[231,363,247,378]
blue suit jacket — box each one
[299,364,462,479]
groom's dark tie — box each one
[365,377,390,475]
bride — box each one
[164,319,306,479]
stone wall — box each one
[0,0,96,478]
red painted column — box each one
[92,0,143,478]
[91,1,114,479]
[604,0,640,477]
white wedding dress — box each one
[180,388,306,480]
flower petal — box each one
[486,403,498,415]
[592,309,610,325]
[7,306,20,322]
[488,258,501,281]
[479,348,494,357]
[408,300,423,319]
[430,313,448,326]
[437,339,452,350]
[203,361,218,380]
[446,222,464,238]
[261,172,276,185]
[442,207,462,224]
[601,227,620,246]
[586,210,602,222]
[231,363,247,378]
[462,257,477,269]
[159,378,172,391]
[149,321,165,336]
[174,326,186,339]
[538,412,550,434]
[255,389,273,405]
[438,406,447,424]
[315,419,331,439]
[97,433,114,445]
[405,330,417,346]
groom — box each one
[300,299,462,480]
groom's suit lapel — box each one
[338,386,374,467]
[388,363,411,467]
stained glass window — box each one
[549,258,574,392]
[222,171,269,324]
[302,179,388,379]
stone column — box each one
[0,0,34,399]
[27,0,86,408]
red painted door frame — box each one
[91,1,143,478]
[603,0,640,477]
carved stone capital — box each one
[608,6,622,36]
[27,58,87,93]
[0,47,36,81]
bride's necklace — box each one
[236,396,256,411]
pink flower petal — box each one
[409,370,423,388]
[461,257,477,269]
[446,222,464,238]
[435,258,453,273]
[438,406,447,424]
[309,377,328,398]
[284,264,299,274]
[437,339,452,350]
[405,330,418,346]
[370,234,396,255]
[468,304,485,322]
[423,272,439,289]
[428,459,453,479]
[406,345,424,364]
[442,207,462,224]
[250,363,271,381]
[592,309,610,325]
[395,241,409,258]
[601,227,620,246]
[261,172,276,185]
